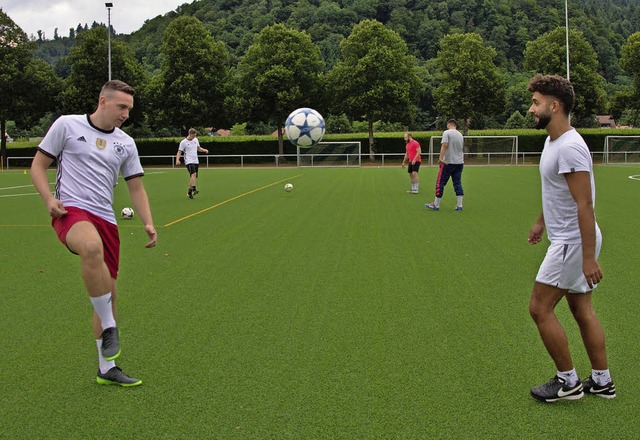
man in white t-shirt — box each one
[526,74,614,403]
[176,128,208,199]
[31,80,158,387]
[425,119,465,211]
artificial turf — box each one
[1,164,639,438]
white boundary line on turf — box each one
[0,183,41,191]
[629,175,640,181]
[0,193,41,198]
[0,172,165,198]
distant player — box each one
[426,119,464,211]
[527,74,615,402]
[401,132,421,194]
[176,128,209,199]
[31,80,157,387]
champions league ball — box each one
[284,183,293,192]
[121,207,135,219]
[285,108,325,148]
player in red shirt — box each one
[401,132,422,194]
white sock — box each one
[434,197,442,208]
[557,368,578,387]
[97,339,116,374]
[592,369,612,385]
[456,195,463,207]
[90,292,116,330]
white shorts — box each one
[536,235,602,294]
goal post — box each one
[428,135,519,165]
[604,136,640,164]
[297,141,362,167]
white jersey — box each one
[539,128,598,244]
[178,137,201,165]
[38,114,144,224]
[442,129,464,164]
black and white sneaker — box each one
[530,376,584,402]
[192,189,199,196]
[96,366,142,387]
[101,327,121,361]
[582,376,616,399]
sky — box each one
[2,0,188,39]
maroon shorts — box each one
[52,206,120,279]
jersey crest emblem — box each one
[96,138,107,150]
[113,143,126,158]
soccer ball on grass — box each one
[284,183,293,192]
[285,108,325,148]
[121,207,135,219]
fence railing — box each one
[6,150,634,169]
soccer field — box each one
[2,165,640,438]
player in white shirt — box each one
[526,74,614,402]
[425,119,465,211]
[176,128,208,199]
[31,80,158,387]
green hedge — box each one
[6,129,640,160]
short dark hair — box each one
[101,80,135,97]
[447,119,457,127]
[527,74,574,115]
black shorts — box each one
[186,163,199,176]
[408,162,421,173]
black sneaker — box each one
[192,189,199,196]
[101,327,120,361]
[96,366,142,387]
[530,376,584,402]
[582,376,616,399]
[187,190,193,199]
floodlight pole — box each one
[565,0,570,81]
[565,0,571,123]
[106,2,113,81]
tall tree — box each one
[610,31,640,125]
[524,27,606,126]
[326,19,424,158]
[0,11,61,167]
[148,16,229,131]
[433,33,506,134]
[236,23,324,154]
[61,27,146,125]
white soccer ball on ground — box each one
[284,183,293,192]
[121,207,135,219]
[285,107,325,148]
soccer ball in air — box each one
[285,107,325,148]
[121,207,135,219]
[284,183,293,192]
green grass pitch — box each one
[1,164,640,438]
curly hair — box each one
[527,74,574,115]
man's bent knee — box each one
[66,222,104,258]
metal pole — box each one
[106,3,113,81]
[565,0,570,81]
[565,0,572,124]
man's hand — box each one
[583,259,603,289]
[528,223,545,245]
[144,225,158,248]
[47,199,68,218]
